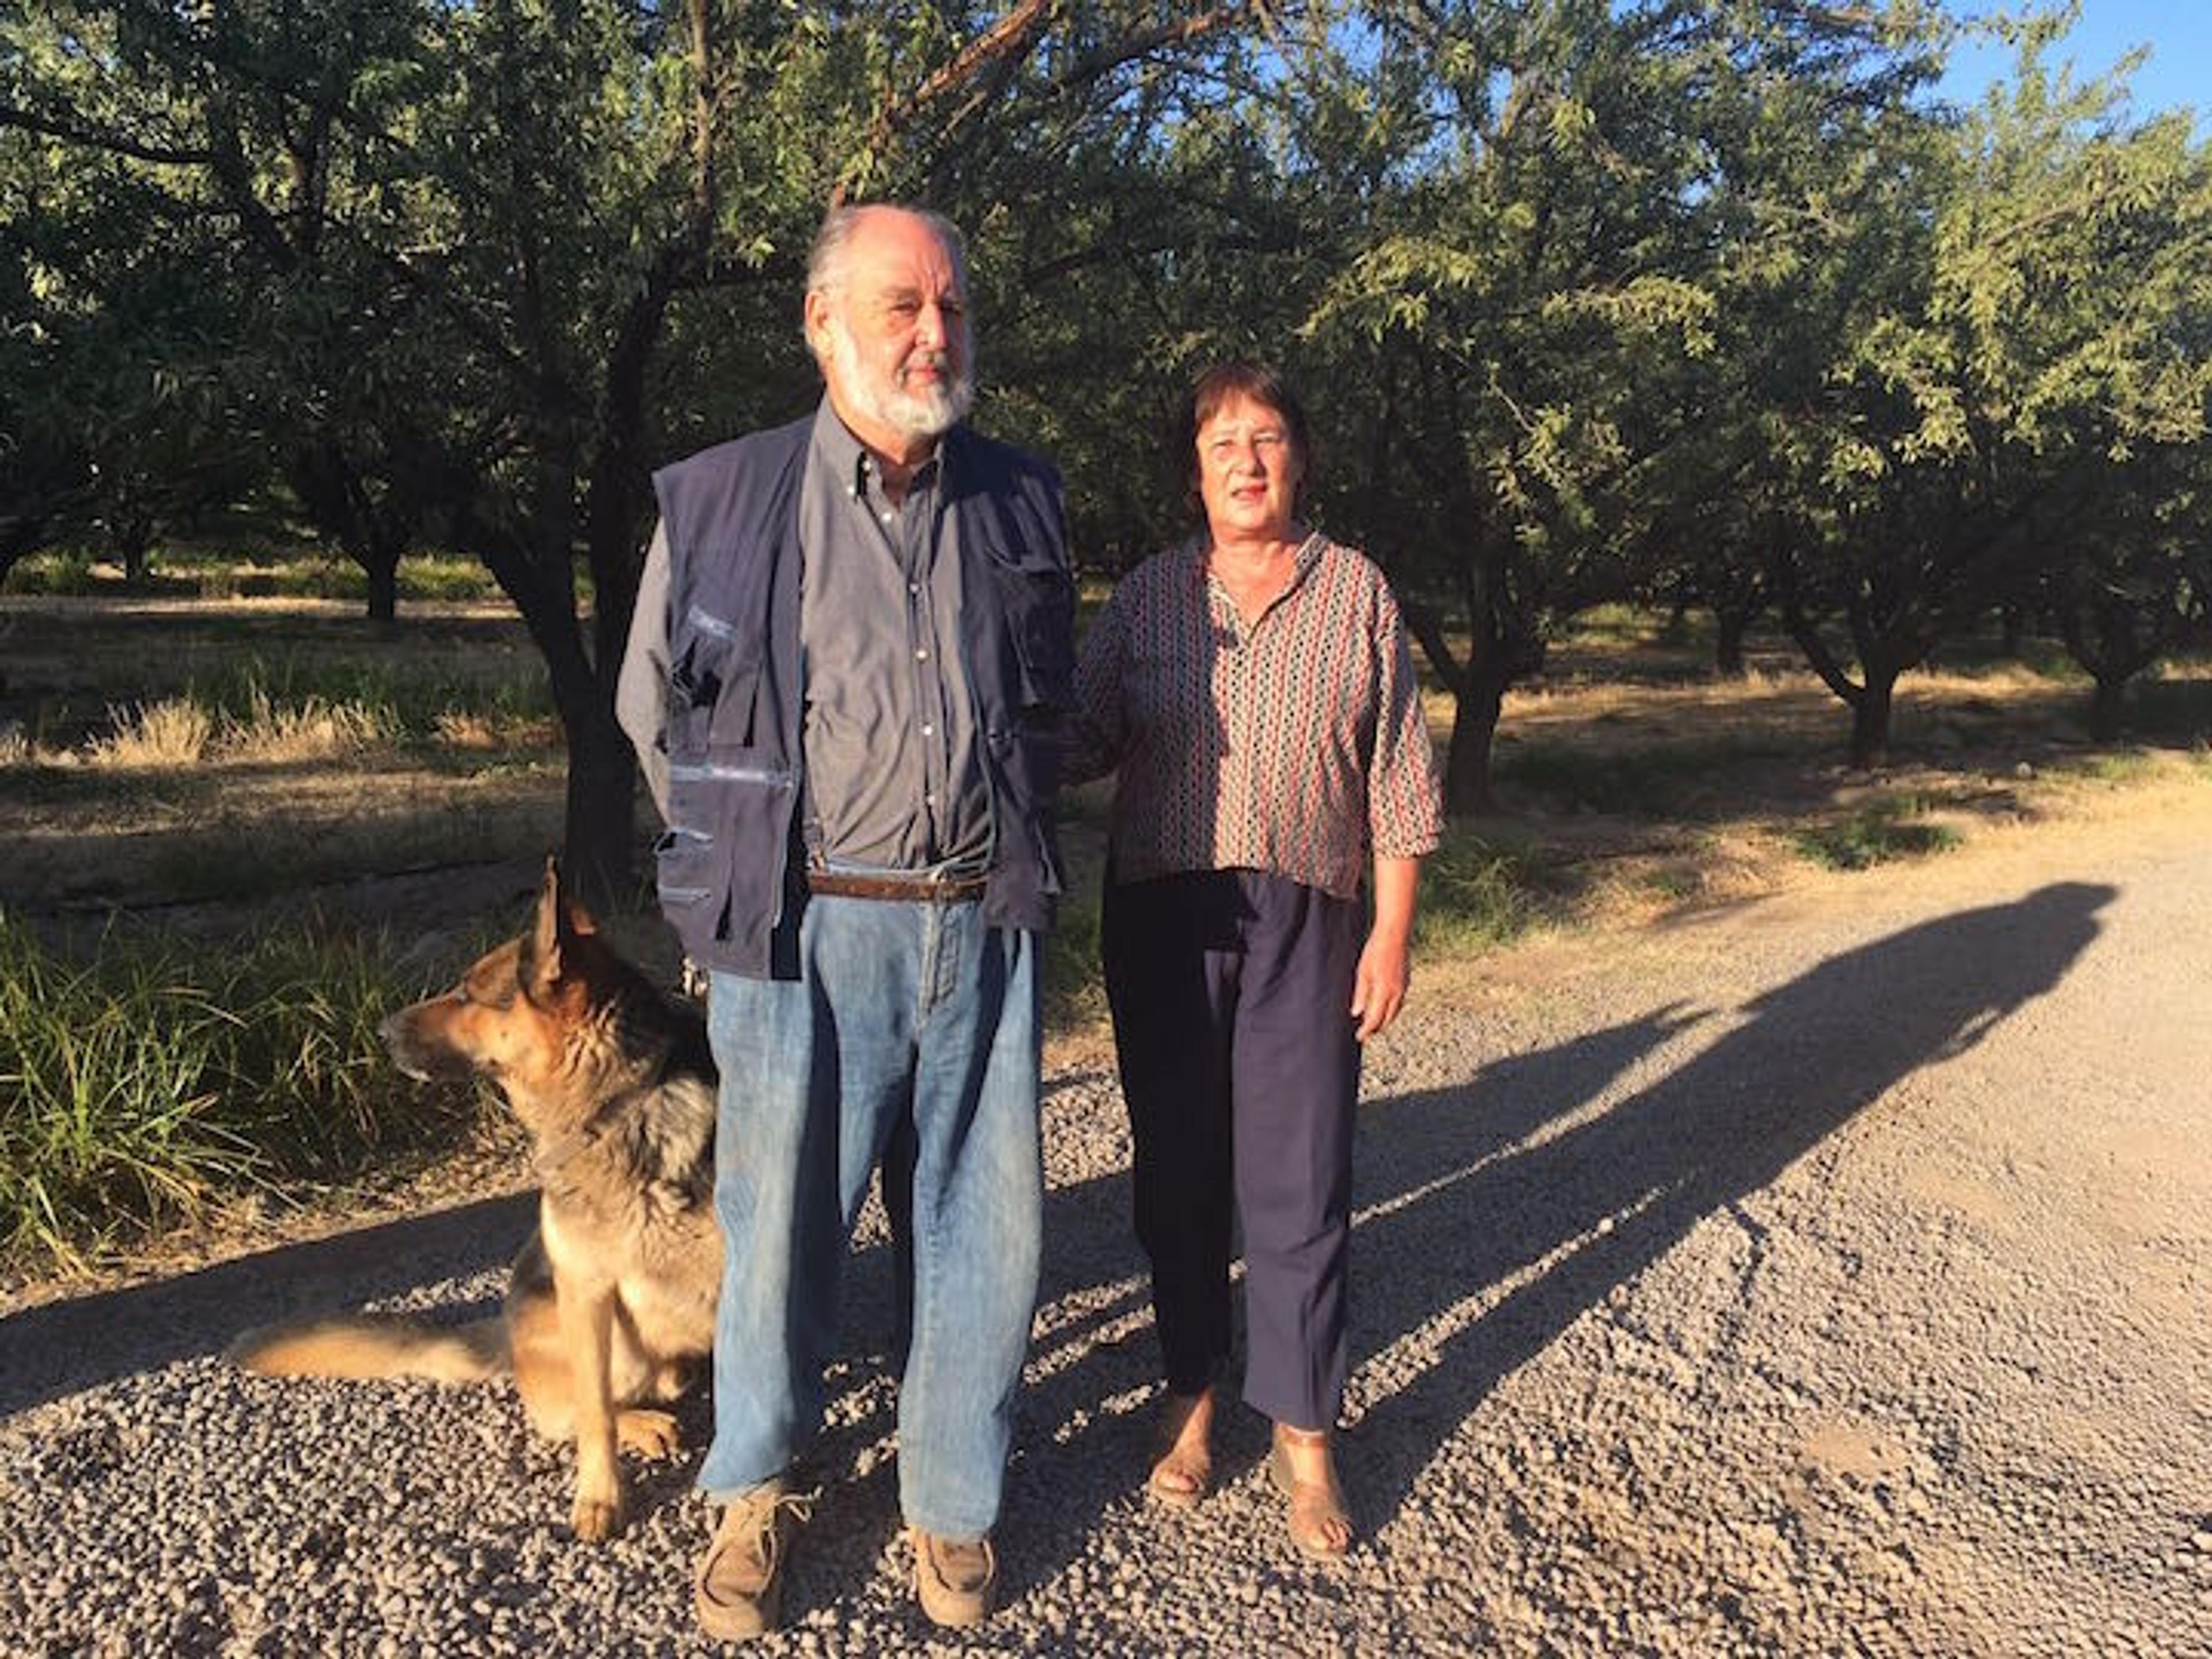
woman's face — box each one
[1195,392,1303,546]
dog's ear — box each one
[546,855,600,939]
[525,858,565,991]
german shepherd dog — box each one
[228,862,722,1541]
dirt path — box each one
[2,789,2207,1655]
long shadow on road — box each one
[1005,880,2113,1578]
[1335,880,2113,1531]
[0,1192,534,1418]
[0,882,2115,1601]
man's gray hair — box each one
[805,203,969,299]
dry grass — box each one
[83,699,219,767]
[432,708,562,750]
[3,588,2207,1285]
[78,690,397,770]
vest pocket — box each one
[987,559,1074,711]
[706,664,762,751]
[654,825,717,905]
[670,605,764,755]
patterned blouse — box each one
[1071,532,1445,900]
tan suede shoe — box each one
[912,1529,997,1628]
[694,1478,816,1639]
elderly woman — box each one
[1071,361,1444,1560]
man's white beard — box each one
[828,315,975,440]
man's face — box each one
[809,210,974,445]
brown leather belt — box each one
[805,869,987,903]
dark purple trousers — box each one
[1101,868,1364,1431]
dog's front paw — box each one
[570,1483,628,1542]
[616,1407,681,1459]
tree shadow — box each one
[0,882,2112,1606]
[998,881,2113,1581]
[0,1192,534,1418]
[1338,880,2113,1529]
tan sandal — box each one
[1145,1390,1214,1512]
[1268,1427,1352,1561]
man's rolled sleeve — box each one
[616,522,674,821]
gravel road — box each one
[4,797,2209,1657]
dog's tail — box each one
[226,1313,510,1384]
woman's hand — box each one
[1350,927,1411,1041]
[1351,855,1422,1041]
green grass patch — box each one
[1563,603,1662,647]
[397,555,506,602]
[2123,673,2212,741]
[1043,884,1107,1032]
[0,908,486,1272]
[1416,827,1542,954]
[2072,750,2157,785]
[1496,744,1695,817]
[2,550,100,596]
[1790,794,1962,871]
[4,548,509,603]
[182,653,553,741]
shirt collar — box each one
[810,393,946,502]
[1185,528,1327,582]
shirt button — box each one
[921,724,934,737]
[915,647,929,661]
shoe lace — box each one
[756,1484,820,1532]
[718,1483,820,1567]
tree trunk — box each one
[465,466,638,916]
[1847,672,1895,771]
[365,546,400,625]
[117,515,156,584]
[530,608,637,915]
[1442,678,1506,816]
[2057,588,2164,747]
[2087,676,2127,742]
[562,702,640,914]
[1713,600,1752,678]
[1999,602,2027,658]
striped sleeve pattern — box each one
[1097,535,1444,900]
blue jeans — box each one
[699,893,1043,1540]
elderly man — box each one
[615,203,1071,1637]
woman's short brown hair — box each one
[1172,359,1313,519]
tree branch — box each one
[0,102,212,166]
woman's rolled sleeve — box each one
[1366,593,1445,859]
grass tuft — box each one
[85,699,218,767]
[1790,795,1962,871]
[1417,828,1542,952]
[0,910,484,1272]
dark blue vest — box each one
[649,415,1073,978]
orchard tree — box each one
[1775,23,2212,766]
[1302,0,1934,810]
[3,1,1286,900]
